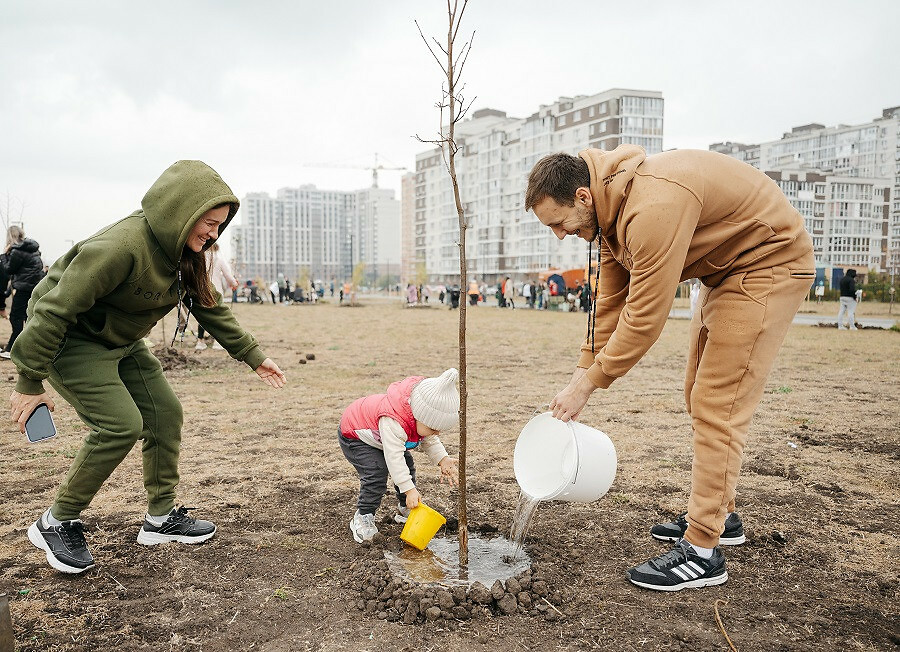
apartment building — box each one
[712,106,900,273]
[408,88,664,284]
[765,171,891,273]
[231,184,400,285]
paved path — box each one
[668,308,896,329]
[358,295,897,328]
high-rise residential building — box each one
[765,171,891,274]
[231,184,400,285]
[712,106,900,274]
[408,88,664,284]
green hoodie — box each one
[12,160,267,395]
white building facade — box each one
[408,88,664,284]
[765,171,891,271]
[712,106,900,274]
[231,184,400,285]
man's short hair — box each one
[524,152,591,211]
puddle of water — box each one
[384,533,530,587]
[509,490,541,557]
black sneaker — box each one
[651,511,745,545]
[27,515,95,574]
[626,539,728,591]
[136,506,216,546]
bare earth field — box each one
[1,299,898,651]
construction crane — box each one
[300,153,407,188]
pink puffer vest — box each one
[340,376,424,444]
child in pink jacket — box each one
[339,369,459,543]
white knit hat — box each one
[410,368,460,431]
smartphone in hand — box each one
[25,404,57,443]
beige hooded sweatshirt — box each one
[576,146,813,389]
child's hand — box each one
[439,457,459,487]
[405,487,421,510]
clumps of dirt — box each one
[345,554,562,625]
[298,352,316,364]
[152,345,223,372]
[815,321,884,330]
[153,346,195,371]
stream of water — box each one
[509,490,541,557]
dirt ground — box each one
[1,298,898,651]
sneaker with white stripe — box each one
[626,539,727,591]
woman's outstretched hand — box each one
[255,359,286,389]
[10,391,55,434]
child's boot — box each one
[350,510,378,543]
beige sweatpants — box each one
[683,258,815,548]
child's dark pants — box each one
[338,429,416,515]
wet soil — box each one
[1,301,897,651]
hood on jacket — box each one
[141,161,239,266]
[10,238,40,254]
[579,145,647,236]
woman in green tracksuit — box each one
[10,161,287,574]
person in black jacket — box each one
[837,268,858,330]
[0,226,45,358]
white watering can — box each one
[513,412,617,502]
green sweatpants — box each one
[47,337,183,521]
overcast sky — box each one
[2,0,898,263]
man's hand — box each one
[405,487,421,510]
[255,359,286,388]
[549,373,597,422]
[11,391,55,434]
[438,456,459,487]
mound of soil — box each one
[151,346,196,371]
[344,531,562,626]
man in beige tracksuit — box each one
[526,145,815,591]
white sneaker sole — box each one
[27,522,94,574]
[394,514,409,524]
[629,570,728,592]
[651,533,746,546]
[136,527,216,546]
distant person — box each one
[689,281,701,318]
[12,161,286,574]
[406,283,417,305]
[276,273,286,303]
[837,269,858,330]
[468,279,480,306]
[541,282,549,309]
[814,281,825,305]
[268,280,278,304]
[855,288,862,303]
[330,279,335,297]
[522,280,532,308]
[195,242,238,350]
[526,145,814,591]
[580,282,591,312]
[0,226,45,360]
[504,276,515,309]
[339,369,459,543]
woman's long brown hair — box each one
[180,247,217,308]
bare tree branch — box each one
[453,33,476,85]
[414,20,447,74]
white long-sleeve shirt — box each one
[352,416,449,493]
